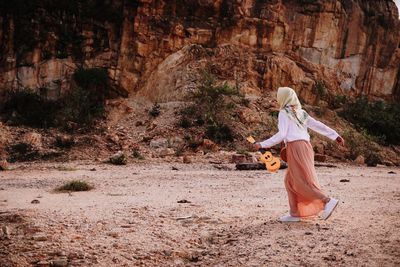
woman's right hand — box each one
[254,142,262,151]
[336,136,345,147]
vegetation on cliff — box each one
[0,68,109,129]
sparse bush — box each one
[365,153,381,167]
[206,123,234,143]
[58,180,92,191]
[179,71,241,144]
[329,95,347,109]
[132,149,144,160]
[184,135,202,149]
[179,116,192,128]
[0,68,109,129]
[1,90,59,128]
[339,96,400,145]
[342,129,381,160]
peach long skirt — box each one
[285,140,327,217]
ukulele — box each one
[246,136,281,172]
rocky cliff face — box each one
[1,0,399,102]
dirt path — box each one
[1,162,399,266]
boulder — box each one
[314,154,326,162]
[354,155,365,165]
[150,138,168,149]
[109,151,127,165]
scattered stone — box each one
[109,151,127,165]
[176,215,194,221]
[168,137,185,149]
[23,132,43,149]
[231,154,248,164]
[201,139,219,152]
[163,250,172,257]
[0,160,9,171]
[354,155,365,165]
[314,143,325,154]
[314,154,326,162]
[236,163,266,170]
[2,225,10,239]
[108,231,119,238]
[158,148,175,157]
[323,254,337,261]
[382,160,394,167]
[31,199,40,204]
[150,138,168,149]
[36,260,50,267]
[344,250,355,256]
[314,163,337,168]
[55,135,75,148]
[33,234,48,241]
[305,232,312,235]
[50,258,68,267]
[177,199,191,204]
[340,179,350,183]
[172,166,179,170]
[388,171,396,174]
[183,155,192,164]
[120,224,134,228]
[90,168,96,171]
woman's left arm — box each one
[306,116,340,140]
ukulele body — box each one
[259,151,281,172]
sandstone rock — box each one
[238,108,262,124]
[50,258,68,267]
[150,138,168,149]
[201,139,219,152]
[158,148,175,157]
[31,199,40,204]
[1,225,10,239]
[314,154,326,162]
[36,261,50,267]
[168,137,185,149]
[0,1,398,100]
[314,143,325,155]
[0,160,9,171]
[183,155,192,164]
[55,135,75,148]
[354,155,365,165]
[231,154,255,164]
[109,151,127,165]
[23,132,42,149]
[33,234,48,241]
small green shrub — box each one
[58,180,92,192]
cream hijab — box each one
[276,87,308,128]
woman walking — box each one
[255,87,345,222]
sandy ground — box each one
[0,161,399,267]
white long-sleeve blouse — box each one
[259,110,339,148]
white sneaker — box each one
[321,198,339,220]
[279,215,301,222]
